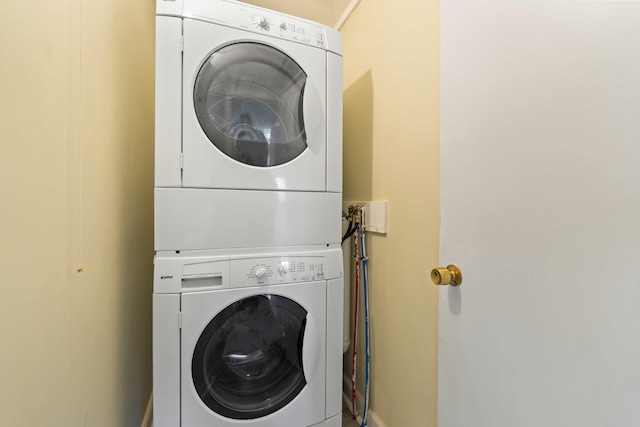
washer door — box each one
[191,295,307,420]
[181,281,326,426]
[194,43,307,168]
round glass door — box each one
[192,295,308,420]
[194,43,308,167]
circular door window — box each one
[192,295,307,420]
[194,43,308,167]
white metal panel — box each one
[156,0,184,16]
[154,188,342,251]
[311,413,341,427]
[341,220,351,353]
[155,16,183,188]
[153,294,180,427]
[182,18,328,192]
[303,309,324,384]
[154,254,230,293]
[325,278,343,419]
[319,246,344,282]
[326,52,343,193]
[323,24,342,55]
[180,281,327,427]
[440,2,640,426]
[156,245,338,256]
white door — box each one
[439,2,640,426]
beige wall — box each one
[244,0,353,27]
[0,1,155,426]
[341,0,440,426]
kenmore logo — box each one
[160,275,174,279]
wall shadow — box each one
[343,70,374,201]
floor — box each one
[342,402,360,427]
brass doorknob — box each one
[431,265,462,286]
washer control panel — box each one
[154,247,342,293]
[231,256,327,287]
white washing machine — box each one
[155,0,343,251]
[153,245,344,427]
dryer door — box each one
[183,19,327,191]
[193,43,308,168]
[181,282,326,426]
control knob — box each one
[255,266,267,279]
[255,15,269,30]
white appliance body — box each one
[153,245,344,427]
[155,0,343,251]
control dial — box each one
[277,264,286,275]
[255,266,267,278]
[254,15,270,30]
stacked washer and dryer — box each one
[153,1,344,426]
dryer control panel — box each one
[231,256,328,287]
[178,0,331,50]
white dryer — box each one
[155,0,343,251]
[153,246,344,427]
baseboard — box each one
[141,393,153,427]
[342,375,385,427]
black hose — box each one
[341,222,359,244]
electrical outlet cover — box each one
[365,201,388,234]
